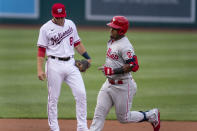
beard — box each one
[110,34,123,40]
[110,35,115,40]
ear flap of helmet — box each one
[118,30,125,35]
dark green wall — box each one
[0,0,196,28]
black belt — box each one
[50,56,70,61]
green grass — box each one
[0,28,197,121]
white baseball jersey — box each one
[37,19,80,57]
[37,19,89,131]
[105,36,135,80]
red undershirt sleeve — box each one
[37,46,46,57]
[74,41,81,47]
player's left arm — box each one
[74,42,91,64]
[122,55,139,73]
[117,46,139,73]
[106,55,139,74]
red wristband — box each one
[104,67,114,76]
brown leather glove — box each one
[75,59,90,72]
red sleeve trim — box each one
[74,41,81,47]
[37,47,46,57]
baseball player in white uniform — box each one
[37,3,91,131]
[89,16,160,131]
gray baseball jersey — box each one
[90,36,160,131]
[105,36,135,80]
[90,36,144,131]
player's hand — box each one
[98,66,114,76]
[87,59,92,64]
[38,70,46,81]
[98,66,104,74]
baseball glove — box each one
[75,59,90,72]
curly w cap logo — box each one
[57,8,62,13]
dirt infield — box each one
[0,119,197,131]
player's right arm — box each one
[37,26,48,81]
[37,47,46,81]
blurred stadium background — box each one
[0,0,197,28]
[0,0,197,122]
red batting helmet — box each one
[52,3,66,18]
[107,16,129,35]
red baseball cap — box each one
[52,3,66,18]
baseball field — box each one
[0,26,197,131]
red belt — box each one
[108,79,123,85]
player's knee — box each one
[94,105,108,118]
[74,89,86,100]
[76,88,86,97]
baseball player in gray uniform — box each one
[89,16,160,131]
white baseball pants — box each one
[46,57,89,131]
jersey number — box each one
[70,37,73,46]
